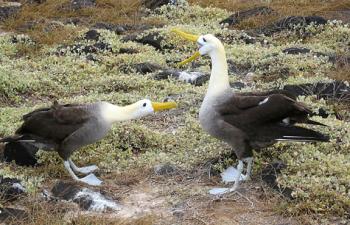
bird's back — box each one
[17,102,92,143]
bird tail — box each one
[0,135,35,143]
[0,134,56,150]
[272,126,329,142]
[305,119,327,126]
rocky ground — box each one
[0,0,349,224]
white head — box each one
[101,99,177,123]
[172,29,226,66]
[130,99,155,119]
[197,34,225,57]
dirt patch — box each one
[67,174,298,224]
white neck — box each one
[101,102,140,124]
[206,48,230,97]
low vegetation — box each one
[0,0,349,224]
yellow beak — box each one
[171,28,200,42]
[151,102,177,112]
[171,29,202,66]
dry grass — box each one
[1,0,159,49]
[329,61,350,82]
[190,0,350,29]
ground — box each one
[0,0,349,224]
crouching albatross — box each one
[1,100,176,186]
[172,29,329,194]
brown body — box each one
[8,101,111,160]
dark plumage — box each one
[173,29,329,193]
[1,99,176,185]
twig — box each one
[235,191,254,208]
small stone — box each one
[0,176,26,201]
[85,54,98,62]
[118,48,139,54]
[261,161,293,199]
[282,47,311,55]
[154,163,177,175]
[70,0,95,10]
[84,30,100,41]
[93,23,126,34]
[51,181,80,200]
[256,16,327,36]
[134,63,163,74]
[0,2,21,21]
[230,81,246,90]
[0,208,28,223]
[143,0,177,10]
[123,32,172,51]
[283,81,350,101]
[220,6,273,26]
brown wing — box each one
[218,93,328,142]
[219,93,309,126]
[17,102,92,143]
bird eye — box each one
[143,103,147,107]
[203,38,207,42]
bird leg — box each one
[68,159,98,174]
[63,160,102,186]
[209,160,246,195]
[230,160,244,191]
[242,157,253,181]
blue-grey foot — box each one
[79,173,103,186]
[209,160,244,195]
[64,160,102,186]
[68,159,99,174]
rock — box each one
[57,42,113,55]
[134,63,163,74]
[123,32,172,51]
[26,0,46,4]
[283,47,311,55]
[64,17,81,25]
[328,55,350,66]
[70,0,96,10]
[51,181,81,200]
[283,81,350,101]
[51,181,121,212]
[118,48,139,54]
[261,161,293,199]
[120,62,164,74]
[143,0,177,10]
[220,6,273,26]
[318,108,329,118]
[239,34,256,44]
[4,142,39,166]
[16,21,38,32]
[93,23,126,34]
[230,81,246,90]
[84,29,100,41]
[0,2,21,21]
[0,208,28,223]
[0,176,26,201]
[256,16,327,36]
[85,54,99,62]
[154,163,177,175]
[154,69,209,86]
[282,47,331,59]
[227,59,240,74]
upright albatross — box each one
[1,100,176,186]
[172,29,329,194]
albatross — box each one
[172,29,329,194]
[0,100,176,186]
